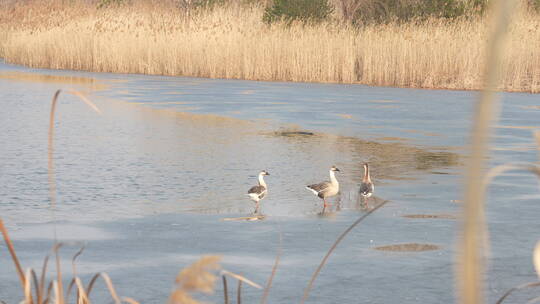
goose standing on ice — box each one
[247,170,270,213]
[359,163,374,206]
[306,166,340,208]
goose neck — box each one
[329,170,339,186]
[258,174,267,188]
[363,165,371,182]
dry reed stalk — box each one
[47,90,100,304]
[457,1,518,304]
[53,244,64,304]
[463,145,540,304]
[483,161,540,189]
[24,280,42,304]
[0,219,26,291]
[48,89,101,206]
[495,281,540,304]
[1,222,88,304]
[1,1,539,92]
[71,244,85,278]
[39,254,51,304]
[220,270,261,289]
[237,280,242,304]
[301,200,389,304]
[47,89,101,245]
[170,256,221,304]
[169,256,262,304]
[65,277,90,304]
[65,244,87,303]
[25,268,40,304]
[0,90,135,304]
[85,272,124,303]
[260,232,282,304]
[535,241,540,279]
[222,275,229,304]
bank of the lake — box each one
[1,0,540,92]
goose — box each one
[247,170,270,212]
[359,163,374,204]
[306,166,340,208]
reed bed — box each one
[0,1,539,92]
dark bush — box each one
[263,0,334,24]
[528,0,540,12]
[176,0,228,10]
[350,0,487,24]
[418,0,467,18]
[97,0,126,9]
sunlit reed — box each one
[458,1,517,304]
[0,1,539,92]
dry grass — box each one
[1,220,260,304]
[0,225,261,304]
[170,256,221,304]
[0,1,539,92]
[0,89,133,304]
[457,0,518,303]
[169,256,263,304]
[1,218,140,304]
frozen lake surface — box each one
[0,61,539,303]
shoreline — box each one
[1,2,539,93]
[3,59,537,94]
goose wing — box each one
[307,181,331,193]
[359,182,373,196]
[248,185,266,195]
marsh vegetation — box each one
[0,0,539,91]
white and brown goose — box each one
[247,170,270,212]
[359,163,374,203]
[306,166,340,208]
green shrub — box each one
[191,0,227,9]
[528,0,540,12]
[263,0,334,24]
[417,0,467,18]
[352,0,487,24]
[97,0,126,9]
[176,0,227,11]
